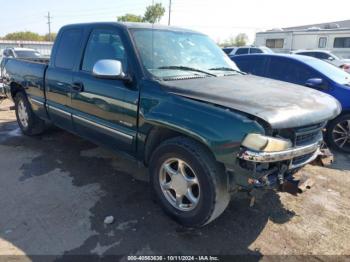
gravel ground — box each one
[0,99,350,261]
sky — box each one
[0,0,349,43]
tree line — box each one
[0,31,57,41]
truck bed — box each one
[3,58,47,101]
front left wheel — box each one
[149,137,231,227]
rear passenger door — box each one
[45,28,84,131]
[70,28,138,153]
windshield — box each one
[131,29,240,79]
[306,58,350,85]
[15,50,41,58]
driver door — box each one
[70,28,137,153]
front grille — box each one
[276,123,324,146]
[295,130,320,146]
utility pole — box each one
[168,0,172,26]
[45,12,52,42]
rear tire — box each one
[149,136,231,227]
[14,92,46,136]
[326,114,350,153]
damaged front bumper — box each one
[232,137,327,191]
[238,140,322,169]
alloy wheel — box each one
[17,100,29,128]
[332,120,350,149]
[159,158,200,211]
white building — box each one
[255,20,350,58]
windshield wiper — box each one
[209,67,245,75]
[157,66,217,77]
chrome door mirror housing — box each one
[92,59,125,79]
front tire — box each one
[14,92,46,136]
[326,114,350,153]
[149,137,231,227]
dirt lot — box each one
[1,98,350,261]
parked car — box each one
[292,50,350,73]
[2,23,340,227]
[1,48,49,96]
[231,54,350,152]
[2,47,42,59]
[223,45,273,56]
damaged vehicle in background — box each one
[2,22,341,227]
[232,54,350,153]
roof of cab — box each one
[60,22,202,34]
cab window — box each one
[54,29,83,69]
[82,29,127,72]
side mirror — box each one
[305,78,326,89]
[327,56,335,61]
[92,59,126,80]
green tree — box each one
[43,33,57,41]
[143,3,165,23]
[234,33,248,47]
[219,33,249,47]
[219,36,236,47]
[117,13,143,22]
[4,31,43,41]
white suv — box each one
[223,46,273,56]
[293,50,350,73]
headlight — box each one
[241,134,292,152]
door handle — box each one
[72,82,84,92]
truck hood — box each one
[162,75,341,129]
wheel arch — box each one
[143,124,214,167]
[9,81,25,100]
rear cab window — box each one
[54,29,83,69]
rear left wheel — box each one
[14,92,46,136]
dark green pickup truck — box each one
[2,22,341,226]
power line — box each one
[168,0,172,26]
[45,12,52,41]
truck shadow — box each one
[0,124,295,259]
